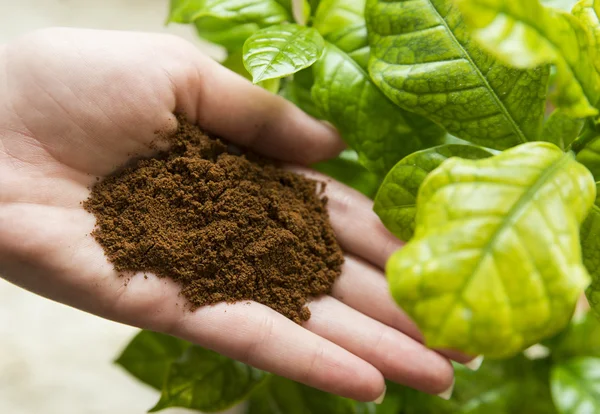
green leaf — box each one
[312,43,445,178]
[243,24,325,83]
[222,49,252,80]
[168,0,290,26]
[381,356,556,414]
[374,144,493,242]
[452,356,556,414]
[115,330,190,391]
[279,75,323,118]
[576,134,600,179]
[195,19,258,51]
[457,0,600,118]
[248,376,372,414]
[551,357,600,413]
[542,110,585,150]
[313,0,369,67]
[387,142,596,357]
[573,0,600,75]
[549,311,600,360]
[581,183,600,311]
[313,150,381,198]
[366,0,550,150]
[149,345,269,412]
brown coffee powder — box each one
[84,120,344,323]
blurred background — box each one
[0,1,233,413]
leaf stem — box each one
[569,125,599,154]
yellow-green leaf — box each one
[458,0,600,117]
[582,183,600,312]
[387,142,595,357]
[574,0,600,75]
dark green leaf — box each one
[551,357,600,413]
[313,150,381,198]
[542,110,585,150]
[243,24,325,83]
[115,330,190,391]
[254,376,372,414]
[312,43,445,178]
[149,345,268,412]
[374,144,493,241]
[381,356,556,414]
[366,0,550,150]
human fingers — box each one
[0,204,384,402]
[287,166,402,269]
[332,256,475,365]
[304,295,455,395]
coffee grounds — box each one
[84,120,344,323]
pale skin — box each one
[0,28,469,402]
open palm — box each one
[0,28,458,401]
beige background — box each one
[0,1,237,413]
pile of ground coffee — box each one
[84,120,344,323]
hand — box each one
[0,28,462,402]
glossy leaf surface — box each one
[374,144,493,241]
[243,24,325,83]
[387,142,595,357]
[458,0,600,117]
[366,0,549,149]
[312,44,445,177]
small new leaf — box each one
[243,24,325,83]
[150,345,269,412]
[458,0,600,117]
[551,357,600,413]
[374,144,493,241]
[366,0,550,150]
[387,142,595,357]
[312,44,445,177]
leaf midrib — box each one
[433,152,572,340]
[250,27,316,82]
[427,0,529,144]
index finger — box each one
[173,46,345,165]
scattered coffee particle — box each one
[84,119,344,323]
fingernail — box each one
[437,378,455,400]
[465,355,484,371]
[373,385,386,404]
